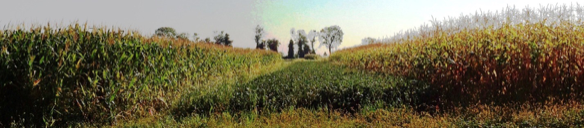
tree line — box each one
[254,25,280,52]
[255,25,344,58]
[154,25,345,58]
[154,27,233,46]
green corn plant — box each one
[0,23,282,127]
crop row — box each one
[173,60,436,118]
[331,21,584,109]
[0,23,282,126]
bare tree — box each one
[308,30,318,54]
[255,25,264,49]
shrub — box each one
[304,54,321,60]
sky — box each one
[0,0,580,55]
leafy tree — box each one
[213,31,233,46]
[204,37,211,43]
[287,39,294,58]
[257,40,266,49]
[177,32,189,40]
[297,41,304,58]
[296,30,307,58]
[155,27,177,37]
[214,31,225,45]
[267,39,280,52]
[255,25,265,49]
[223,33,233,46]
[303,44,311,55]
[319,25,344,55]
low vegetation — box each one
[173,60,410,116]
[303,54,322,60]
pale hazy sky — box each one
[0,0,580,55]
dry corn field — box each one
[2,3,584,128]
[330,4,584,127]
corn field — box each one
[331,4,584,108]
[0,23,282,126]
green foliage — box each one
[0,23,281,127]
[174,61,432,117]
[176,32,189,40]
[297,43,304,58]
[213,31,233,46]
[155,27,176,37]
[223,33,233,46]
[303,54,321,60]
[266,39,279,52]
[257,40,266,50]
[204,37,211,43]
[302,45,310,56]
[287,39,294,58]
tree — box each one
[193,33,200,42]
[177,32,189,40]
[155,27,176,37]
[223,33,233,46]
[319,25,344,55]
[308,30,318,54]
[297,39,304,58]
[296,30,307,58]
[303,44,310,55]
[214,31,225,45]
[267,39,280,52]
[204,37,211,43]
[255,25,265,49]
[213,31,233,46]
[257,40,266,49]
[287,39,294,58]
[361,37,376,45]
